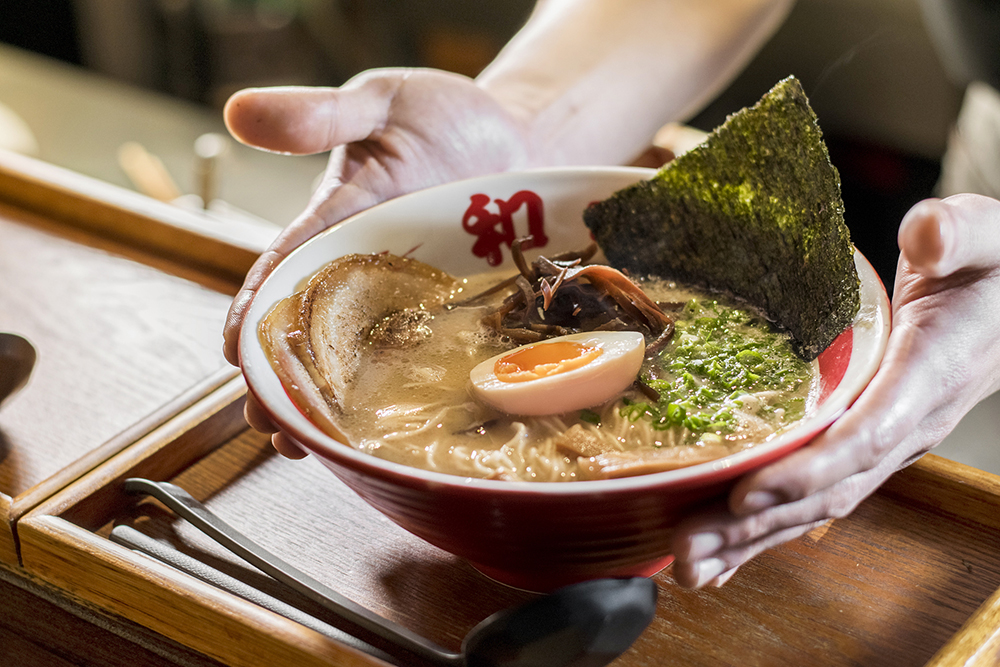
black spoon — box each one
[123,477,657,667]
[0,332,36,409]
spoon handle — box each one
[108,524,397,662]
[123,477,462,667]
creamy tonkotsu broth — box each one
[331,271,819,482]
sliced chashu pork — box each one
[259,253,458,441]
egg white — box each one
[469,331,646,416]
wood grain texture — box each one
[881,454,1000,526]
[19,383,1000,667]
[10,366,237,527]
[928,584,1000,666]
[17,380,398,666]
[0,492,12,564]
[0,149,269,285]
[141,445,1000,667]
[0,561,226,667]
[9,354,1000,666]
[634,484,1000,666]
[0,200,239,563]
[135,430,534,654]
[20,516,391,667]
[34,376,250,532]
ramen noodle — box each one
[296,266,819,482]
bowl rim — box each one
[240,166,891,495]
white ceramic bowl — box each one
[240,167,891,592]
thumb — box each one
[223,75,400,155]
[898,194,1000,278]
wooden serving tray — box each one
[6,144,1000,665]
[0,148,271,564]
[13,374,1000,666]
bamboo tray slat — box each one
[0,149,269,564]
[15,377,1000,666]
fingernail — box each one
[899,199,956,277]
[740,490,781,512]
[694,558,727,588]
[710,567,738,587]
[687,532,724,560]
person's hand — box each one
[669,193,1000,588]
[221,69,534,455]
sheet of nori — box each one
[584,76,860,360]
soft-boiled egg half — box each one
[469,331,645,416]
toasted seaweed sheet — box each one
[584,76,860,360]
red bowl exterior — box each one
[242,168,884,593]
[272,328,856,592]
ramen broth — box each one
[333,271,818,482]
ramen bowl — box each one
[240,167,890,592]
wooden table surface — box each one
[105,435,1000,667]
[0,147,258,565]
[0,201,232,498]
[4,148,1000,667]
[0,564,226,667]
[0,148,261,665]
[7,445,1000,667]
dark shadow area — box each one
[0,0,81,64]
[0,0,535,108]
[0,561,226,667]
[0,429,10,467]
[0,430,21,497]
[827,136,942,296]
[377,552,535,638]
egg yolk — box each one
[494,341,603,383]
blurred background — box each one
[1,0,996,471]
[0,0,962,238]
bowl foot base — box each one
[469,555,675,593]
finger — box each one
[223,237,309,366]
[707,566,739,588]
[223,76,399,155]
[898,194,1000,278]
[223,247,284,365]
[273,432,309,459]
[673,494,829,565]
[245,384,308,460]
[223,181,380,365]
[244,392,278,434]
[672,518,822,589]
[726,378,899,515]
[672,431,923,589]
[726,302,945,517]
